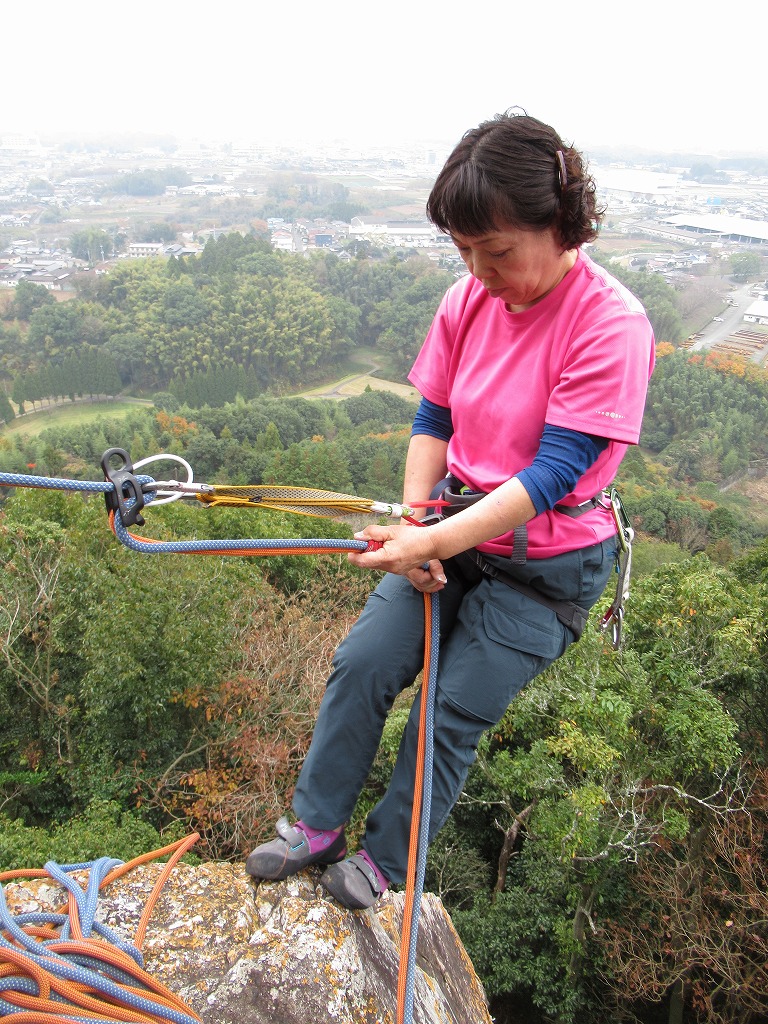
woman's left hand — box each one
[348,524,447,590]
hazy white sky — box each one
[4,0,763,156]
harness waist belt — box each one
[427,477,604,632]
[553,491,610,517]
[437,478,608,567]
[454,548,589,640]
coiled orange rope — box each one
[0,833,201,1023]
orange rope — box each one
[395,592,433,1024]
[0,834,202,1023]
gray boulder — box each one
[5,861,492,1023]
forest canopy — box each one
[2,232,694,412]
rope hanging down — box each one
[0,449,442,1024]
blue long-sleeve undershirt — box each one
[411,396,609,514]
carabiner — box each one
[600,605,624,651]
[598,488,635,651]
[609,487,634,553]
[133,453,203,506]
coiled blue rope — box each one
[0,858,201,1023]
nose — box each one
[462,249,493,283]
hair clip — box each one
[556,150,568,194]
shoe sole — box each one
[246,835,346,881]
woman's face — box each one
[450,223,575,311]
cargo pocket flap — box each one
[482,601,563,659]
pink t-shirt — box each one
[408,250,656,559]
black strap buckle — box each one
[101,448,145,527]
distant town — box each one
[1,131,767,334]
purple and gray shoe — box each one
[246,816,347,881]
[320,850,389,909]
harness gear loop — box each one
[600,487,635,650]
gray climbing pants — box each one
[292,537,616,884]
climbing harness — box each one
[0,832,201,1022]
[0,449,444,1024]
[428,476,630,643]
[599,487,635,650]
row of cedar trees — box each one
[9,349,122,414]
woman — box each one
[246,110,655,909]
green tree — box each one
[442,555,756,1022]
[0,390,14,424]
[729,251,762,280]
[26,177,54,196]
[0,799,181,871]
[70,228,114,263]
[11,373,28,412]
[5,280,56,321]
[0,489,266,822]
[137,222,178,243]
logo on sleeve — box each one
[596,410,626,420]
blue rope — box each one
[44,857,143,964]
[0,469,160,503]
[111,507,371,555]
[402,592,439,1024]
[0,861,201,1023]
[0,470,115,493]
[0,470,373,556]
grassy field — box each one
[1,399,153,439]
[295,348,419,402]
[1,352,417,441]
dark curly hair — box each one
[426,109,604,250]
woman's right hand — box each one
[405,559,448,593]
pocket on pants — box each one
[482,600,565,661]
[439,589,568,725]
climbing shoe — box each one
[246,816,347,881]
[320,851,388,909]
